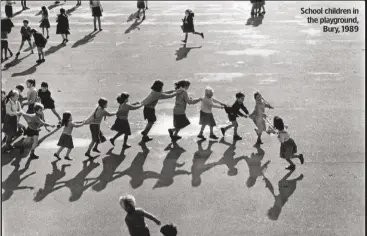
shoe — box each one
[299,154,304,164]
[64,156,72,161]
[142,136,153,142]
[30,153,39,159]
[36,59,42,64]
[92,148,100,153]
[41,59,45,63]
[201,33,204,39]
[256,138,263,144]
[233,135,242,140]
[9,51,13,57]
[16,52,20,57]
[285,165,296,170]
[85,152,91,157]
[99,28,103,31]
[168,129,173,138]
[110,138,115,146]
[31,51,34,54]
[197,134,206,140]
[172,136,182,142]
[220,128,226,136]
[53,153,61,160]
[209,134,219,140]
[181,40,187,43]
[47,36,49,39]
[57,121,61,128]
[65,39,69,43]
[94,28,98,31]
[123,144,131,149]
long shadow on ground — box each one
[71,31,101,48]
[125,18,144,34]
[2,53,33,71]
[175,44,202,61]
[244,145,271,188]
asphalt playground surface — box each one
[1,1,365,236]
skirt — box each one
[56,25,70,35]
[3,115,18,136]
[143,107,157,123]
[24,127,39,137]
[41,100,55,110]
[5,5,13,18]
[174,114,190,129]
[199,111,216,126]
[26,104,35,114]
[137,1,145,9]
[280,138,297,159]
[89,124,106,143]
[57,133,74,149]
[40,19,50,29]
[111,118,131,135]
[92,6,102,17]
[250,113,266,133]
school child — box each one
[1,89,6,129]
[90,0,103,31]
[110,93,143,149]
[197,87,225,140]
[168,80,201,141]
[21,0,29,10]
[181,9,204,44]
[3,90,21,152]
[160,224,178,236]
[136,0,148,20]
[16,20,34,57]
[56,8,70,44]
[255,0,265,16]
[30,29,47,63]
[5,0,15,18]
[17,103,55,159]
[76,0,82,6]
[83,98,116,157]
[37,82,62,127]
[22,79,38,114]
[221,92,249,140]
[39,6,50,39]
[249,92,273,145]
[140,80,184,142]
[271,116,304,170]
[54,111,84,160]
[119,194,161,236]
[1,18,14,61]
[15,84,26,104]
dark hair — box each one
[117,92,129,104]
[273,116,284,131]
[254,91,260,100]
[61,111,72,127]
[60,8,66,14]
[16,84,24,92]
[1,89,6,95]
[185,9,194,17]
[93,97,108,119]
[23,20,29,24]
[174,80,190,90]
[26,79,36,87]
[160,224,177,236]
[34,103,44,112]
[6,90,19,103]
[151,80,164,92]
[30,29,37,34]
[236,92,245,99]
[41,82,48,88]
[41,6,48,16]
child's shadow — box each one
[45,43,66,56]
[11,63,40,77]
[2,158,35,202]
[114,142,160,189]
[13,9,24,18]
[2,53,32,71]
[153,143,190,189]
[246,15,265,27]
[125,18,144,34]
[175,44,202,61]
[33,160,70,202]
[127,11,140,22]
[244,145,271,188]
[262,170,304,220]
[23,42,36,52]
[66,5,80,15]
[216,138,245,176]
[191,140,218,187]
[72,31,101,48]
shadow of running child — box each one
[125,18,145,34]
[244,145,271,188]
[71,31,101,48]
[175,44,202,61]
[216,138,245,176]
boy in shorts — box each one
[16,20,34,57]
[30,29,47,63]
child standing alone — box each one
[56,8,70,44]
[39,6,50,39]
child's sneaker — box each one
[110,138,115,146]
[285,165,295,170]
[142,136,153,142]
[64,156,72,161]
[92,147,101,153]
[30,152,39,159]
[197,134,205,140]
[209,134,219,140]
[53,153,61,160]
[36,59,42,64]
[123,144,131,149]
[57,121,61,128]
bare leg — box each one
[51,108,61,121]
[110,132,123,145]
[86,141,95,155]
[55,146,65,155]
[93,17,97,30]
[198,125,206,136]
[65,148,72,157]
[17,40,25,53]
[97,17,101,30]
[46,28,49,38]
[142,122,153,136]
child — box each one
[272,116,304,170]
[29,29,47,63]
[221,92,249,140]
[5,0,15,18]
[168,80,201,142]
[1,89,6,128]
[76,0,82,6]
[197,87,225,140]
[15,84,25,104]
[3,90,21,152]
[56,8,70,44]
[54,111,84,161]
[17,103,55,159]
[181,9,204,44]
[110,93,143,149]
[140,80,184,142]
[40,6,50,39]
[160,224,178,236]
[38,82,62,127]
[83,98,116,157]
[90,0,103,31]
[1,19,14,61]
[21,0,29,10]
[119,194,161,236]
[16,20,34,57]
[22,79,38,114]
[249,92,273,145]
[136,0,148,20]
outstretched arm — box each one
[142,210,161,225]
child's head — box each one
[185,9,193,17]
[204,86,214,98]
[61,111,72,126]
[273,116,284,131]
[174,80,190,90]
[26,79,36,88]
[254,92,261,101]
[23,20,29,27]
[16,84,25,93]
[117,92,129,104]
[160,223,178,236]
[1,89,6,100]
[41,82,48,92]
[119,195,136,214]
[30,29,37,34]
[98,97,108,108]
[41,6,47,12]
[236,92,245,103]
[7,90,19,102]
[151,80,164,92]
[60,8,66,14]
[34,103,44,114]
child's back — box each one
[125,208,149,236]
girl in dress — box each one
[40,6,50,39]
[3,90,21,152]
[89,0,103,31]
[56,8,70,44]
[271,116,304,170]
[22,79,38,114]
[83,98,116,158]
[30,29,47,63]
[119,194,161,236]
[197,87,225,140]
[181,9,204,44]
[168,80,201,142]
[249,92,273,145]
[5,0,15,18]
[38,82,62,127]
[136,0,148,20]
[54,111,84,160]
[110,93,143,149]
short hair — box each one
[119,195,136,211]
[60,8,66,14]
[16,84,25,92]
[273,116,284,131]
[174,80,190,90]
[236,92,245,99]
[26,79,36,87]
[34,102,44,112]
[23,20,29,24]
[30,29,37,34]
[98,97,108,108]
[205,86,214,97]
[1,89,6,95]
[151,80,164,92]
[254,92,260,100]
[160,223,178,236]
[61,111,72,127]
[41,82,48,88]
[117,92,129,104]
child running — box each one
[221,92,249,140]
[83,98,116,158]
[54,111,84,161]
[38,82,62,127]
[110,93,143,149]
[249,92,273,145]
[168,80,201,142]
[119,194,161,236]
[3,90,21,152]
[16,20,33,57]
[22,79,38,114]
[39,6,50,39]
[18,103,55,159]
[56,8,70,44]
[140,80,184,143]
[136,0,148,20]
[197,87,225,140]
[181,9,204,44]
[30,29,47,63]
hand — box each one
[156,220,161,226]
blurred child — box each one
[136,0,148,20]
[1,19,14,61]
[39,6,50,39]
[38,82,62,127]
[22,79,37,114]
[1,89,6,130]
[56,8,70,44]
[5,0,15,18]
[16,20,34,57]
[30,29,47,63]
[181,9,204,44]
[3,90,21,151]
